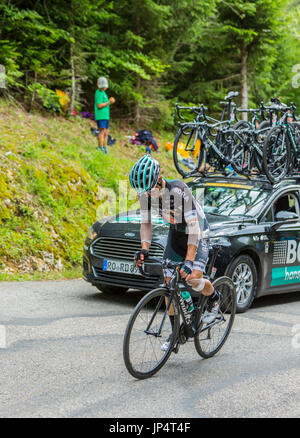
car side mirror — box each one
[270,211,298,231]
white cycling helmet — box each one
[97,76,109,89]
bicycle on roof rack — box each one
[123,245,236,380]
[262,102,300,183]
[172,91,239,178]
[227,99,285,176]
[172,95,299,185]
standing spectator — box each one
[94,76,115,153]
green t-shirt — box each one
[95,89,109,120]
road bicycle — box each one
[228,102,274,175]
[262,102,300,183]
[172,104,208,177]
[172,91,239,177]
[123,245,236,380]
[171,94,298,182]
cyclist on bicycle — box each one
[129,155,221,350]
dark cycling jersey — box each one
[139,179,210,243]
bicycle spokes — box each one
[123,288,179,379]
[194,276,236,358]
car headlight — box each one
[87,226,98,241]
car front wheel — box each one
[226,255,258,313]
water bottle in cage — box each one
[181,291,194,313]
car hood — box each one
[94,210,256,241]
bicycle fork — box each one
[144,293,173,338]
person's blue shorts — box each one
[96,119,109,129]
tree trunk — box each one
[241,44,248,121]
[30,71,37,112]
[135,75,141,125]
[134,13,141,125]
[70,43,76,114]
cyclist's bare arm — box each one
[185,244,197,264]
[136,221,152,267]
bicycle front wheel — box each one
[173,127,203,177]
[194,276,236,359]
[262,126,291,183]
[123,288,180,379]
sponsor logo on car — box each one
[272,239,300,265]
[272,239,300,286]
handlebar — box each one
[173,94,296,126]
[247,100,297,121]
[173,103,208,121]
[236,108,260,113]
[135,244,224,278]
[136,256,184,277]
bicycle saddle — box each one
[270,97,282,105]
[225,91,239,100]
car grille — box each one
[91,237,164,260]
[91,268,161,290]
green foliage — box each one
[0,0,299,281]
[0,0,299,120]
[27,83,61,111]
[0,99,177,278]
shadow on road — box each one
[83,285,300,313]
[251,290,300,311]
[81,288,146,308]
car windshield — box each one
[193,182,270,217]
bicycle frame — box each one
[124,249,236,379]
[140,245,223,343]
[199,121,234,170]
[142,266,199,340]
[226,122,263,175]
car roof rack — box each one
[184,170,300,189]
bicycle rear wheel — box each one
[289,122,300,175]
[123,288,180,379]
[253,121,271,173]
[262,126,291,183]
[230,121,250,174]
[173,127,202,177]
[194,276,236,359]
[255,121,271,145]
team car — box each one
[83,175,300,313]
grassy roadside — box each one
[0,266,82,282]
[0,99,177,281]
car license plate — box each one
[102,259,142,276]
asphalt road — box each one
[0,279,300,418]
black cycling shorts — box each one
[163,228,209,276]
